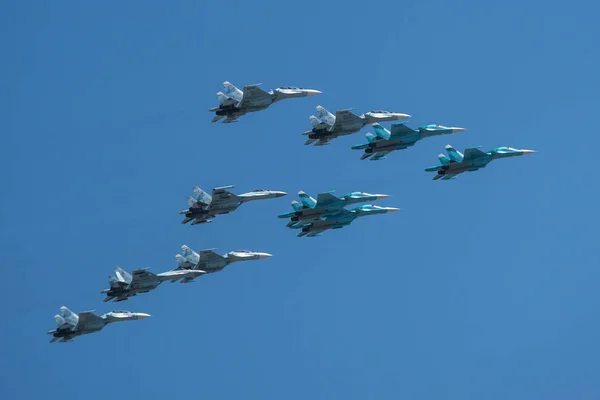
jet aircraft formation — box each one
[49,80,535,341]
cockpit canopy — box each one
[368,110,391,114]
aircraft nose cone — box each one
[386,207,401,213]
[306,89,322,97]
[375,194,390,200]
[521,149,536,155]
[452,127,466,133]
[274,191,287,198]
[136,313,151,320]
[257,252,273,259]
[395,113,411,121]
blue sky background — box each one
[2,1,599,399]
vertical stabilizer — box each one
[438,153,451,165]
[115,267,133,284]
[54,314,67,328]
[298,191,317,208]
[316,106,335,126]
[372,123,391,140]
[60,306,79,326]
[223,81,243,102]
[291,200,302,211]
[216,92,230,105]
[309,115,323,129]
[445,145,464,162]
[175,254,186,268]
[193,186,212,205]
[186,196,199,208]
[180,245,200,266]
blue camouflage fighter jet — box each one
[352,123,465,160]
[290,204,400,237]
[425,144,536,180]
[277,190,390,227]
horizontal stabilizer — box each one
[361,152,374,160]
[181,216,193,224]
[211,115,224,123]
[314,140,330,146]
[304,138,317,146]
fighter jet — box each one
[425,144,536,180]
[101,266,206,302]
[48,306,150,342]
[277,190,390,227]
[175,245,272,273]
[289,204,400,237]
[180,185,287,225]
[210,81,321,123]
[352,123,466,161]
[303,105,411,146]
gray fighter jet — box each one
[303,105,411,146]
[48,306,150,342]
[101,266,206,302]
[210,81,321,123]
[180,185,287,225]
[176,245,272,273]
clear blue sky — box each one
[2,1,599,399]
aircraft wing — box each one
[198,249,225,266]
[370,151,391,161]
[158,269,206,283]
[462,148,489,163]
[389,124,415,138]
[332,110,363,130]
[131,269,156,282]
[210,186,236,207]
[77,312,104,329]
[315,192,342,208]
[240,85,271,106]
